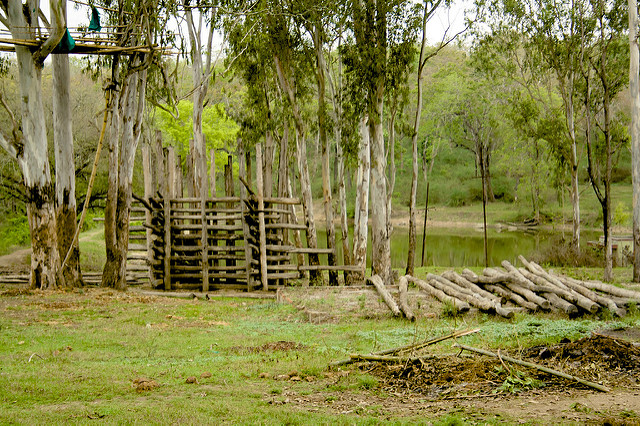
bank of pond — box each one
[315,226,601,269]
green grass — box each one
[1,287,638,423]
[78,226,106,271]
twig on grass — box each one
[28,353,43,362]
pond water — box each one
[315,226,599,269]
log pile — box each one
[399,256,640,318]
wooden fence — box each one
[126,137,362,291]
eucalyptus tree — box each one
[0,0,66,289]
[53,0,82,287]
[99,0,171,290]
[226,0,324,283]
[437,63,505,201]
[629,0,640,281]
[342,0,419,285]
[580,0,628,281]
[406,0,469,276]
[294,0,341,284]
[178,0,220,196]
[269,4,324,284]
[474,0,585,253]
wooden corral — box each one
[129,137,362,291]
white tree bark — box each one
[370,92,392,285]
[352,116,370,281]
[52,0,82,287]
[102,68,147,290]
[184,2,215,197]
[629,0,640,282]
[0,0,66,289]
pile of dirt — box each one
[363,334,640,398]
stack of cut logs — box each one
[372,255,640,319]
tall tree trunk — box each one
[370,89,391,285]
[565,82,581,253]
[408,5,430,275]
[52,1,82,287]
[103,85,122,289]
[274,53,322,284]
[184,2,215,197]
[314,25,337,284]
[0,0,65,289]
[386,108,396,236]
[629,0,640,282]
[103,68,147,290]
[264,130,275,197]
[352,116,370,282]
[336,138,351,280]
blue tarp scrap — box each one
[53,28,76,53]
[89,6,101,32]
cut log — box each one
[519,257,620,315]
[406,276,470,312]
[543,292,578,315]
[427,273,494,312]
[579,279,640,302]
[367,275,402,317]
[442,270,506,304]
[484,284,539,311]
[397,276,415,321]
[454,343,610,393]
[503,283,550,310]
[519,267,599,314]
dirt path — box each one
[0,227,104,273]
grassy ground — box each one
[1,281,639,424]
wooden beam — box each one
[256,143,268,291]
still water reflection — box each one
[315,227,598,268]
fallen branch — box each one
[329,328,480,367]
[453,343,610,393]
[348,354,437,363]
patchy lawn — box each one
[1,284,639,424]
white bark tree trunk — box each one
[184,3,215,197]
[102,68,147,290]
[352,116,370,281]
[370,92,392,285]
[0,0,66,289]
[629,0,640,282]
[53,0,82,287]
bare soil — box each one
[274,286,640,423]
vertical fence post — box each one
[256,143,268,291]
[163,148,172,291]
[142,144,153,284]
[239,146,254,290]
[201,145,209,292]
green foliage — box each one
[0,216,30,255]
[613,201,631,226]
[154,100,239,171]
[495,367,544,394]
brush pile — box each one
[404,256,640,318]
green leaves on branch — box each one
[154,100,239,169]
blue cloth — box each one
[88,6,101,32]
[53,28,75,53]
